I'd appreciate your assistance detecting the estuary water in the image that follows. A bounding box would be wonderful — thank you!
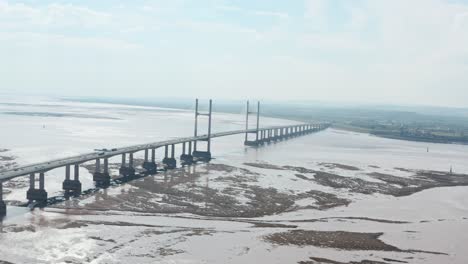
[0,96,467,264]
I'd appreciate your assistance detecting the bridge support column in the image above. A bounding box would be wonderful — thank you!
[27,172,48,203]
[163,145,177,169]
[0,181,6,216]
[63,164,82,194]
[120,153,136,177]
[143,149,157,174]
[93,158,111,185]
[193,99,213,160]
[257,130,263,145]
[244,100,262,147]
[181,142,194,165]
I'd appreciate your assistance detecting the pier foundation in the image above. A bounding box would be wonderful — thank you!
[119,166,135,177]
[142,161,157,174]
[244,141,259,146]
[0,181,5,216]
[192,150,212,161]
[0,201,5,216]
[63,179,82,193]
[93,172,111,185]
[180,154,194,164]
[163,157,177,169]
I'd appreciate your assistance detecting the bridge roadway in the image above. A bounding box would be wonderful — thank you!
[0,124,320,182]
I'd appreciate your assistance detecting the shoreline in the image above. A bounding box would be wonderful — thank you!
[332,125,468,146]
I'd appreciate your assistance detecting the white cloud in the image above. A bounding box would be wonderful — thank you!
[0,31,141,51]
[304,0,327,18]
[0,1,112,30]
[252,10,289,19]
[217,4,289,20]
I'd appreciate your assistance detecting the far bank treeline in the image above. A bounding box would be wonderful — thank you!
[66,97,468,145]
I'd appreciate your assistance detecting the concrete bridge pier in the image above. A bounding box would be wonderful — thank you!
[265,129,271,143]
[181,141,194,165]
[163,145,177,169]
[258,130,264,145]
[0,181,6,216]
[63,164,82,194]
[143,148,157,174]
[120,153,136,177]
[93,158,111,185]
[27,172,48,203]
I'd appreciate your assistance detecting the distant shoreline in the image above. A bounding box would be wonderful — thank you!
[334,124,468,146]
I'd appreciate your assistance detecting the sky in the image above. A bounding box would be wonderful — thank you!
[1,0,468,107]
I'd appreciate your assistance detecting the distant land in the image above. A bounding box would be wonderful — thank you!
[64,97,468,145]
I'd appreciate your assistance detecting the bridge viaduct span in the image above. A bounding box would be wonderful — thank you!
[0,100,329,216]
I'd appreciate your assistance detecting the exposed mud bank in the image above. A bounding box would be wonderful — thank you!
[244,162,468,197]
[299,257,391,264]
[63,163,350,218]
[265,230,447,254]
[265,230,400,251]
[319,163,360,171]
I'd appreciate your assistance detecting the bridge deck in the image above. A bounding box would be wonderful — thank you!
[0,124,318,181]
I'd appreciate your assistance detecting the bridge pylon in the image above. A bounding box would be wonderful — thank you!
[192,99,213,161]
[244,100,261,146]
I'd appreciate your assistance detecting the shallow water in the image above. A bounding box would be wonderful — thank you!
[1,96,467,264]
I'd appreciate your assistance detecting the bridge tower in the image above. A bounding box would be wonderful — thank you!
[244,101,261,146]
[192,99,213,161]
